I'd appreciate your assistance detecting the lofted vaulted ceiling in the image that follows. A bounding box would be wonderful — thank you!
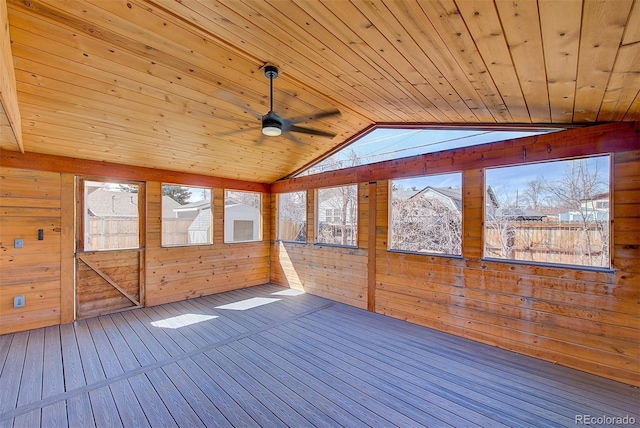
[1,0,639,183]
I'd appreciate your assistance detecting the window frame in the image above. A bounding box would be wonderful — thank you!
[315,184,359,248]
[277,191,307,243]
[388,172,463,257]
[161,183,213,248]
[77,177,144,252]
[482,155,613,271]
[223,189,263,243]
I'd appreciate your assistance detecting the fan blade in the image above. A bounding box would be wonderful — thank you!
[282,131,305,146]
[286,109,341,124]
[286,125,336,138]
[217,125,261,137]
[216,91,263,120]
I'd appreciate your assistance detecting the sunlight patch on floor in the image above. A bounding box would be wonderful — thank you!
[215,297,280,311]
[150,313,218,329]
[271,288,305,296]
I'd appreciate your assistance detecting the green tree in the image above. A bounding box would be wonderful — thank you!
[163,185,192,205]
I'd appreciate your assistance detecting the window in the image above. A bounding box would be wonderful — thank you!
[83,180,140,251]
[325,209,341,223]
[162,184,212,247]
[224,190,261,242]
[316,185,357,246]
[233,220,254,241]
[484,155,610,268]
[298,127,561,176]
[389,173,462,255]
[277,191,306,242]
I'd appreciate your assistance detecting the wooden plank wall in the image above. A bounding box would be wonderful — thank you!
[0,167,62,334]
[374,160,639,386]
[270,184,370,309]
[145,184,271,306]
[270,124,640,386]
[0,157,271,334]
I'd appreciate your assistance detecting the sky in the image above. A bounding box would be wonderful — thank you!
[304,127,561,175]
[303,127,610,204]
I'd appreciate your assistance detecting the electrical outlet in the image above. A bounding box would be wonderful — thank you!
[14,238,24,249]
[14,295,25,308]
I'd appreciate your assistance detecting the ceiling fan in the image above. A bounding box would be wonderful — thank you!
[220,65,340,143]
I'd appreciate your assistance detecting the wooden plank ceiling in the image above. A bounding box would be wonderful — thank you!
[2,0,639,183]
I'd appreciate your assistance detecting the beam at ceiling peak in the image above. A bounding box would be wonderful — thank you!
[0,0,23,152]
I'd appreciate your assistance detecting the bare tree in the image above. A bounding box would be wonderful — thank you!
[225,190,260,209]
[390,187,462,255]
[486,157,609,267]
[278,191,306,242]
[317,185,358,246]
[523,177,545,210]
[544,158,609,266]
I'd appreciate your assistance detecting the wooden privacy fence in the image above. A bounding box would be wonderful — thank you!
[88,217,195,248]
[485,221,609,266]
[87,217,139,250]
[161,218,194,246]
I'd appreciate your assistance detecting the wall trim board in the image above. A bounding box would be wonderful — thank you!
[272,122,639,193]
[0,0,23,152]
[0,149,271,193]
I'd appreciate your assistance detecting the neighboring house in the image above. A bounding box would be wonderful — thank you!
[483,186,546,221]
[87,188,139,217]
[161,196,182,218]
[396,185,499,210]
[559,192,609,222]
[316,192,357,225]
[172,199,210,219]
[224,203,261,242]
[494,207,546,221]
[173,199,211,244]
[393,186,463,214]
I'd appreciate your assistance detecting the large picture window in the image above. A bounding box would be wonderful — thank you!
[484,155,610,268]
[224,190,262,243]
[83,180,140,251]
[316,185,358,246]
[162,184,212,247]
[389,173,462,255]
[277,191,307,242]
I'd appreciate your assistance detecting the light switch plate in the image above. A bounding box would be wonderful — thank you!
[14,238,24,249]
[14,295,25,308]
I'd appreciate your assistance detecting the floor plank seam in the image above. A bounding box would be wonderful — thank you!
[0,301,335,422]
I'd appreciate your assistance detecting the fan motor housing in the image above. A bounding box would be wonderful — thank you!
[262,111,282,136]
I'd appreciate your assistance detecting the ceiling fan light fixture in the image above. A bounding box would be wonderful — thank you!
[262,125,282,136]
[262,110,282,136]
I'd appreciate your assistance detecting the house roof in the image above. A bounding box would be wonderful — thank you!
[173,199,211,212]
[87,188,139,217]
[495,207,546,221]
[162,196,182,218]
[2,1,639,183]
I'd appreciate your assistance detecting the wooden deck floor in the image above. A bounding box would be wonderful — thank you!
[1,283,638,427]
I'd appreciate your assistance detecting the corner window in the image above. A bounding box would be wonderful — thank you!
[278,191,307,242]
[82,180,140,251]
[224,190,262,242]
[316,185,358,246]
[389,173,462,255]
[484,155,610,268]
[162,184,212,247]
